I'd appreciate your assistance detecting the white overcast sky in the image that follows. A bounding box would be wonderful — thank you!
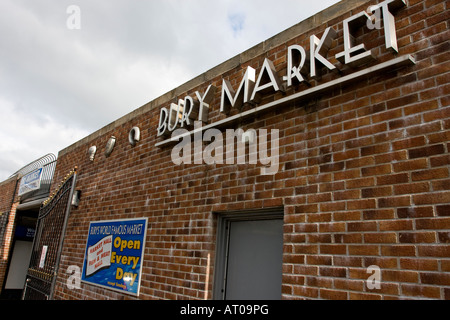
[0,0,340,181]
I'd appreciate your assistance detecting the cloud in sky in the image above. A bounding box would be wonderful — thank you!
[0,0,340,181]
[228,12,246,35]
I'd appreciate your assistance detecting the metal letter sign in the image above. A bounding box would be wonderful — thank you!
[155,0,409,146]
[81,218,148,296]
[18,167,43,196]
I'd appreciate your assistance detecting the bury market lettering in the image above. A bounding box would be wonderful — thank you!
[156,0,405,138]
[157,85,216,136]
[111,236,141,286]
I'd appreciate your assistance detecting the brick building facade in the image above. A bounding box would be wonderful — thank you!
[0,177,19,292]
[1,0,449,300]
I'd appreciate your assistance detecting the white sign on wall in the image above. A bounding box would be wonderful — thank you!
[18,167,44,196]
[39,245,48,269]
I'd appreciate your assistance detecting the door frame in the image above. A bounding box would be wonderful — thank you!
[213,207,284,300]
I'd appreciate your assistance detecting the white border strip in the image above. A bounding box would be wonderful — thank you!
[156,55,415,147]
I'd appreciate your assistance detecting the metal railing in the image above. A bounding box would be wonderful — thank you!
[10,153,57,203]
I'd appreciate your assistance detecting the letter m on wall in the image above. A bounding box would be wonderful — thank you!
[220,66,256,114]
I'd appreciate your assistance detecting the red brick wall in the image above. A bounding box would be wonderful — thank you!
[52,0,449,300]
[0,177,19,291]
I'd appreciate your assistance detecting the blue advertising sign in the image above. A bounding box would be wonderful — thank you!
[81,218,148,296]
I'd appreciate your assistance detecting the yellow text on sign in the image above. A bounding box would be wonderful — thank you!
[113,236,141,251]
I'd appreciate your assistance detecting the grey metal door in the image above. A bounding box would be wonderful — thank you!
[22,169,77,300]
[214,210,284,300]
